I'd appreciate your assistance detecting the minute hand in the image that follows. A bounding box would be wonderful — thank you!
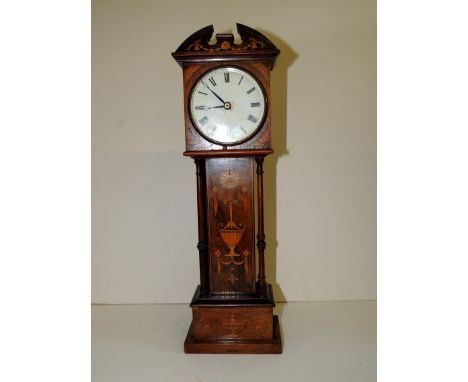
[203,82,226,104]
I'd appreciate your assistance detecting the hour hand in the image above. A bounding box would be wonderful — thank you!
[194,105,225,110]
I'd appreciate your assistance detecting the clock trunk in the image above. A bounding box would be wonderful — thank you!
[206,158,256,294]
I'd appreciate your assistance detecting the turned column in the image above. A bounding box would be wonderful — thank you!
[255,156,267,296]
[194,158,209,296]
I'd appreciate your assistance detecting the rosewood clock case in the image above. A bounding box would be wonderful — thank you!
[172,24,282,354]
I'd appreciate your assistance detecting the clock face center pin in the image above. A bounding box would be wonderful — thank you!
[224,101,232,110]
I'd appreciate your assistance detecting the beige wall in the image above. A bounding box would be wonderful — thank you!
[92,0,376,303]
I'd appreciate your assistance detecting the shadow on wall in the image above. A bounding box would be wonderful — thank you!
[257,27,298,303]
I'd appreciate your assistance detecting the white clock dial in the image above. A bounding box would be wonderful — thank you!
[189,67,267,145]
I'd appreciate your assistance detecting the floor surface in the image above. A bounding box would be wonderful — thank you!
[92,301,376,382]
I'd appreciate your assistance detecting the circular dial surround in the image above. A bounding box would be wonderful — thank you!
[189,67,267,145]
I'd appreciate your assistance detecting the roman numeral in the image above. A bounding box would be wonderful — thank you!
[251,102,260,107]
[199,116,208,126]
[247,87,255,94]
[240,126,247,133]
[198,91,207,95]
[224,72,230,82]
[195,106,206,110]
[247,115,258,123]
[238,76,244,86]
[209,77,216,86]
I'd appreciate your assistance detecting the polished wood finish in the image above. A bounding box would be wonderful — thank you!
[172,24,280,70]
[184,315,282,354]
[191,307,273,340]
[206,158,255,294]
[173,24,282,354]
[189,283,275,307]
[184,149,273,158]
[255,157,267,296]
[194,158,209,296]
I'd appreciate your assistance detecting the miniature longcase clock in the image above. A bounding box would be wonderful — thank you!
[172,23,281,354]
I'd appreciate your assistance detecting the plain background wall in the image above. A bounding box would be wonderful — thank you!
[92,0,376,303]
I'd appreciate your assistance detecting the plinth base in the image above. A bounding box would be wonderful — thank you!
[184,315,282,354]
